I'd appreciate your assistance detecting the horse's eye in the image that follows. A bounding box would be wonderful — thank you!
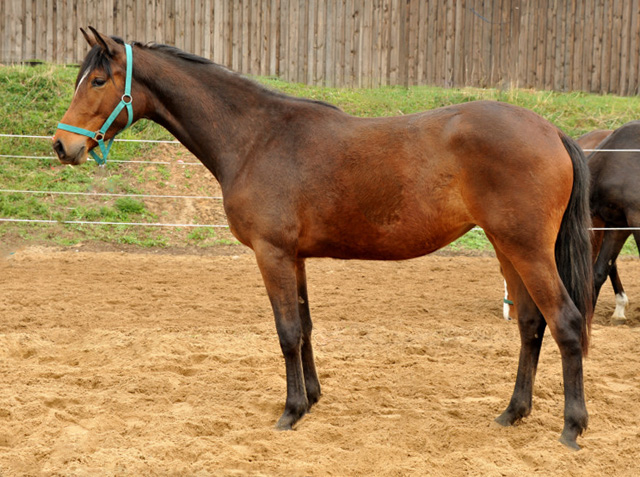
[91,78,107,87]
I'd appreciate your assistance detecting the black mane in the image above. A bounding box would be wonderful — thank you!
[80,35,339,111]
[140,42,340,111]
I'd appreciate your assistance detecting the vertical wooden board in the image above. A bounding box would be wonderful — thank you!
[544,0,557,89]
[175,0,186,50]
[279,0,289,80]
[299,0,308,83]
[241,0,250,74]
[0,0,4,63]
[552,0,565,91]
[250,0,260,75]
[471,0,483,87]
[461,0,474,85]
[452,0,465,87]
[289,0,299,82]
[611,0,623,94]
[258,0,268,76]
[203,0,212,59]
[524,0,535,88]
[22,0,33,61]
[336,0,345,86]
[581,0,594,92]
[270,0,279,77]
[360,0,372,87]
[6,0,18,63]
[192,0,203,57]
[630,0,640,94]
[74,0,87,61]
[495,0,510,88]
[601,0,613,93]
[127,0,137,42]
[381,0,392,85]
[36,0,47,61]
[506,0,521,88]
[387,0,397,85]
[325,0,335,86]
[445,0,456,87]
[372,0,383,87]
[156,0,165,43]
[481,0,492,87]
[350,0,362,88]
[143,0,153,44]
[415,0,427,85]
[569,0,581,92]
[59,0,68,63]
[617,0,630,94]
[534,0,547,90]
[165,0,176,46]
[307,0,316,84]
[405,0,417,87]
[212,0,223,63]
[343,0,352,87]
[232,0,241,71]
[315,0,326,84]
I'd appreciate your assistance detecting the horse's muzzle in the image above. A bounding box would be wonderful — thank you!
[52,138,86,165]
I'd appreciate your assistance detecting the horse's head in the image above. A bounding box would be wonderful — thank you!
[53,27,136,165]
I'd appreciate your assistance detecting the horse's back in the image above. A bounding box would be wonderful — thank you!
[589,121,640,224]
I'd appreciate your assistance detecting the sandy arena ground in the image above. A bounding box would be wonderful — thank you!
[0,246,639,476]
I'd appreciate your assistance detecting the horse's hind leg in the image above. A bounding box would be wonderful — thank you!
[296,259,321,406]
[593,229,629,317]
[254,242,309,429]
[608,263,629,321]
[494,252,546,426]
[491,238,588,449]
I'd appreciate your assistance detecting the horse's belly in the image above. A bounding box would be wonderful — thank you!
[299,219,473,260]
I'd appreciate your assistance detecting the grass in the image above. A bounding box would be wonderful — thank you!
[1,63,640,253]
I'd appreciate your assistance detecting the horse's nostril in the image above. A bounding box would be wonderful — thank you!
[53,139,66,159]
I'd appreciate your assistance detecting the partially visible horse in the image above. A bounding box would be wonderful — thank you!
[576,129,613,151]
[52,28,594,449]
[588,122,640,321]
[504,127,638,323]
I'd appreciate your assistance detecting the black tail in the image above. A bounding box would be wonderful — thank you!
[557,133,594,356]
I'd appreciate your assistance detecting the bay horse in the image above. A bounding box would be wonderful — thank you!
[52,28,594,449]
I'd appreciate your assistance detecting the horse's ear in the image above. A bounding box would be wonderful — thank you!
[80,28,96,47]
[87,26,120,57]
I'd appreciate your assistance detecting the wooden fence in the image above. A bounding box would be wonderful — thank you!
[1,0,640,95]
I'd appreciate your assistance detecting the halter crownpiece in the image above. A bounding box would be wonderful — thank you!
[57,43,134,166]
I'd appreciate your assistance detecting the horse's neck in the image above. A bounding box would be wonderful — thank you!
[137,52,274,188]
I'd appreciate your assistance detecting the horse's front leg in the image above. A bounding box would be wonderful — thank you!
[296,259,321,407]
[255,243,309,429]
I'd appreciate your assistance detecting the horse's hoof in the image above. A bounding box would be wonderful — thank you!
[559,434,581,451]
[494,411,515,427]
[275,407,306,430]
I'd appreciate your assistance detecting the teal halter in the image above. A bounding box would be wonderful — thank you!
[57,43,134,166]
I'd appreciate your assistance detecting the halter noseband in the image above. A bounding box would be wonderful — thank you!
[57,43,134,166]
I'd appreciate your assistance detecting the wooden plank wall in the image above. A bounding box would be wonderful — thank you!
[1,0,640,95]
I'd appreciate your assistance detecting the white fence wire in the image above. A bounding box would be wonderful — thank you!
[1,133,640,231]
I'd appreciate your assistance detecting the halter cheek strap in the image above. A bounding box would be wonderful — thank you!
[57,43,134,166]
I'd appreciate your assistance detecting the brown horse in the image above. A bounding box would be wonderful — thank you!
[52,28,593,449]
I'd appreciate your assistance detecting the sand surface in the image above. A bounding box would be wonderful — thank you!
[1,247,639,476]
